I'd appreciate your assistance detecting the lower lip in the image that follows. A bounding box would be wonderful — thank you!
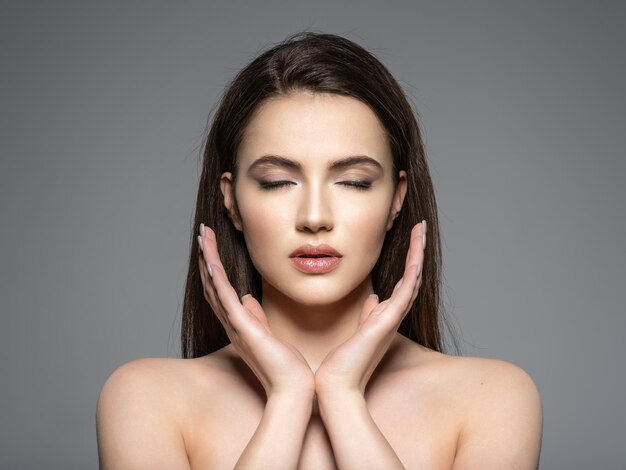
[290,256,342,274]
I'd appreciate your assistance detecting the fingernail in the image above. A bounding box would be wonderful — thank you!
[197,235,203,252]
[206,263,213,277]
[422,220,427,249]
[417,263,422,277]
[200,223,205,236]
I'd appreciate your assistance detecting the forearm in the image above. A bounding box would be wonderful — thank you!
[317,390,405,470]
[234,391,314,470]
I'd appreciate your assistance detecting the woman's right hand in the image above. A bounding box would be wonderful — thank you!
[197,223,315,399]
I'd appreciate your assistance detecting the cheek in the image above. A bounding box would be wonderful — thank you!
[339,195,391,236]
[240,203,283,239]
[337,197,392,274]
[236,195,290,267]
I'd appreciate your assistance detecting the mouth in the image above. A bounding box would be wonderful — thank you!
[289,244,343,274]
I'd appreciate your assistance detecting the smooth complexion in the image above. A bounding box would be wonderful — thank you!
[219,90,408,373]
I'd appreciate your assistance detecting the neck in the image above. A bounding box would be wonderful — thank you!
[260,277,375,373]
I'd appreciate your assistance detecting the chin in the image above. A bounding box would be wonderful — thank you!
[289,291,345,307]
[264,273,367,307]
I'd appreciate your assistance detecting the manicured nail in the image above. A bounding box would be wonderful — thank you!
[422,220,427,249]
[197,235,203,252]
[206,263,213,277]
[417,263,422,277]
[200,223,205,236]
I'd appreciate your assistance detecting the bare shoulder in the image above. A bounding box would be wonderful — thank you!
[440,354,542,399]
[392,337,542,468]
[96,358,190,468]
[97,357,199,416]
[96,356,214,469]
[440,354,544,469]
[396,341,539,401]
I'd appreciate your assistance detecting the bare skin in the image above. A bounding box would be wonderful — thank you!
[96,92,543,468]
[96,218,541,468]
[99,333,541,469]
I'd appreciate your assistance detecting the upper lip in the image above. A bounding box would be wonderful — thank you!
[289,244,343,258]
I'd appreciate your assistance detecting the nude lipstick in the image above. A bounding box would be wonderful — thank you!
[289,244,343,274]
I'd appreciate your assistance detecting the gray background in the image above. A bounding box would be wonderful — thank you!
[1,1,624,468]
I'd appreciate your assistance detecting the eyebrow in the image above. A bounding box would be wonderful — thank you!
[247,154,384,174]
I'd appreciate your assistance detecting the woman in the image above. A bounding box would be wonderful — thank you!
[97,32,543,469]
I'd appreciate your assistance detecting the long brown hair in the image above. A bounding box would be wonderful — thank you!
[181,31,460,358]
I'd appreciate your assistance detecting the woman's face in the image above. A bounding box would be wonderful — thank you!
[220,91,407,305]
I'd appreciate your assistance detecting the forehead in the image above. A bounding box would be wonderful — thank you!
[237,92,392,169]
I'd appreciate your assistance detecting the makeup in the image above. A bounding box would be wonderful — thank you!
[290,256,342,274]
[289,243,343,274]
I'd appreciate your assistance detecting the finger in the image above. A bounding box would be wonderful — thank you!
[200,225,227,272]
[369,270,417,338]
[409,263,423,308]
[408,223,426,302]
[398,263,421,312]
[404,223,422,269]
[198,256,238,339]
[198,226,244,333]
[381,261,421,324]
[404,222,425,270]
[209,263,259,335]
[382,224,423,312]
[198,252,218,307]
[401,222,425,291]
[197,235,224,316]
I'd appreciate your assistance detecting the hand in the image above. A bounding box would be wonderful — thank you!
[197,224,315,398]
[314,221,427,397]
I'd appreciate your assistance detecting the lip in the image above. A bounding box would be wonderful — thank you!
[290,256,342,274]
[289,244,343,274]
[289,244,343,258]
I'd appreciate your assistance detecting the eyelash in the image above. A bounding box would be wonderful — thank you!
[259,180,372,191]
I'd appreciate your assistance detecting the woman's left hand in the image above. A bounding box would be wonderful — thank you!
[314,221,427,397]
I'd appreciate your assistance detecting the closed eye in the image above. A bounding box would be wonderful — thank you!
[258,180,373,191]
[258,180,295,191]
[340,180,372,190]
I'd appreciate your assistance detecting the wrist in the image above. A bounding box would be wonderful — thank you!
[315,387,364,407]
[315,377,364,399]
[269,373,315,399]
[268,387,316,406]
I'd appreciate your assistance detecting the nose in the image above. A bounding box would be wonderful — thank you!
[296,180,334,233]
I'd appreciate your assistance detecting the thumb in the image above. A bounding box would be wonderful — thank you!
[241,294,271,331]
[359,294,380,325]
